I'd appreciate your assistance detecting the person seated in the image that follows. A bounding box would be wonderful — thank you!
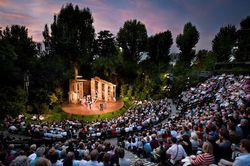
[190,141,215,166]
[166,137,187,165]
[218,139,250,166]
[118,148,131,166]
[215,128,232,162]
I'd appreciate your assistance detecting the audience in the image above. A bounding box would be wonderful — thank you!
[0,74,249,166]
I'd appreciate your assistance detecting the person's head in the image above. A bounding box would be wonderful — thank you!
[103,153,110,163]
[171,137,177,144]
[240,119,248,126]
[202,141,213,155]
[60,149,67,159]
[34,158,50,166]
[90,149,99,161]
[10,156,28,166]
[30,144,37,152]
[67,151,75,160]
[118,148,125,159]
[47,148,58,164]
[79,142,84,149]
[36,147,45,157]
[227,122,235,131]
[219,128,229,140]
[134,159,144,166]
[240,139,250,153]
[9,144,15,150]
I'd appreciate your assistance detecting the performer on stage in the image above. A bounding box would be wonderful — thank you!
[100,103,103,111]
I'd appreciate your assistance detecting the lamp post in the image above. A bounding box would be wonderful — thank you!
[24,71,29,96]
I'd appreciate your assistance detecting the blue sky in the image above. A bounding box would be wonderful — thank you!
[0,0,249,52]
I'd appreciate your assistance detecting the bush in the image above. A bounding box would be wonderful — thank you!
[0,86,27,118]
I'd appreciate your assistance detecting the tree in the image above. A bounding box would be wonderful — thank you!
[235,16,250,61]
[117,19,148,63]
[194,50,216,71]
[42,24,51,55]
[0,40,18,86]
[50,3,95,78]
[1,25,37,72]
[176,22,199,66]
[148,31,173,65]
[0,25,37,117]
[96,30,117,58]
[92,30,119,80]
[212,25,237,62]
[0,87,27,117]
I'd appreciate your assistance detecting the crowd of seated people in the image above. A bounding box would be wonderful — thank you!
[0,139,136,166]
[3,98,171,140]
[119,74,250,166]
[1,74,250,166]
[0,98,171,165]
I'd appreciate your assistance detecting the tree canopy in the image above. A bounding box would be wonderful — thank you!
[176,22,199,66]
[117,19,148,63]
[50,3,95,74]
[148,31,173,65]
[212,25,237,62]
[92,30,120,81]
[235,16,250,61]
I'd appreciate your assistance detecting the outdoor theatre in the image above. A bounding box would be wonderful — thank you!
[69,76,116,104]
[64,73,123,116]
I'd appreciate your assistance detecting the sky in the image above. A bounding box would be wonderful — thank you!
[0,0,250,52]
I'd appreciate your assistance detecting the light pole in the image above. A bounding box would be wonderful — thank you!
[24,71,29,96]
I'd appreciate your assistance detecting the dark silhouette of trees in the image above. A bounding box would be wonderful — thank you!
[212,25,237,62]
[117,19,148,63]
[235,16,250,61]
[50,3,95,78]
[148,31,173,68]
[176,22,199,66]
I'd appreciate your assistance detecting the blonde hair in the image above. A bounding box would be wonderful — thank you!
[202,141,213,155]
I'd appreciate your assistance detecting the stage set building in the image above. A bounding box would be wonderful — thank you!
[69,76,116,104]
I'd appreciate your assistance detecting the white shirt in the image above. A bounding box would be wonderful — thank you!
[167,144,187,164]
[28,153,37,161]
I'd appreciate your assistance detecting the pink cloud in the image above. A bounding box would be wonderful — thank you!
[0,0,211,51]
[0,10,32,20]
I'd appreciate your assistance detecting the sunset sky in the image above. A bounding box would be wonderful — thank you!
[0,0,249,52]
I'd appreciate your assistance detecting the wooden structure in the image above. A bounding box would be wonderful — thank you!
[69,76,116,104]
[90,77,116,102]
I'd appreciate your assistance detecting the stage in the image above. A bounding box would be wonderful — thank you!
[62,100,124,115]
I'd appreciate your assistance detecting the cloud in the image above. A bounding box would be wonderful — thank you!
[0,10,33,21]
[1,0,249,51]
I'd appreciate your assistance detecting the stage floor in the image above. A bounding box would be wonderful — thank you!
[62,100,124,115]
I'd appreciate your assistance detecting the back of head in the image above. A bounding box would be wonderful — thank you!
[9,144,15,150]
[202,141,213,155]
[171,137,177,144]
[34,158,50,166]
[219,128,229,140]
[118,148,125,159]
[103,153,110,163]
[90,149,99,161]
[134,159,144,166]
[67,151,75,160]
[47,148,58,164]
[10,155,28,166]
[36,147,45,157]
[60,149,67,159]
